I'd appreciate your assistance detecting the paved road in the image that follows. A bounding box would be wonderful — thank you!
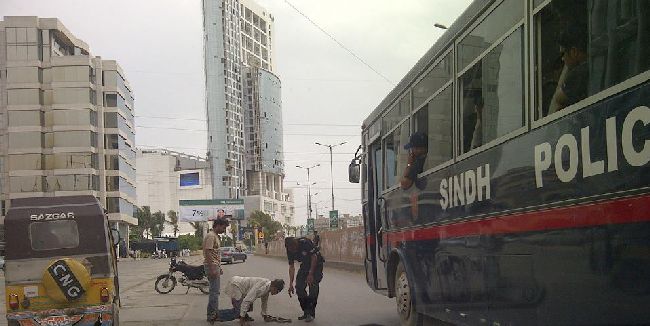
[0,255,403,325]
[119,254,401,326]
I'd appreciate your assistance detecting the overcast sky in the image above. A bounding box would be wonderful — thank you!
[1,0,472,226]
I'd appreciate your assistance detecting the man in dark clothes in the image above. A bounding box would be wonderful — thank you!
[548,27,589,114]
[285,237,324,322]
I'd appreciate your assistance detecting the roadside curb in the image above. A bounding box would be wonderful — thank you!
[253,254,364,274]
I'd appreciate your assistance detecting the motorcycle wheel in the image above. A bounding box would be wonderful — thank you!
[155,275,176,294]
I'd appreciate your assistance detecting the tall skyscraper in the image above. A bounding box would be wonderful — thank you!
[203,0,246,199]
[0,16,137,238]
[203,0,294,224]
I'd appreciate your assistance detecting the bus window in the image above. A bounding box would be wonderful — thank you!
[460,27,524,154]
[457,0,524,72]
[383,120,409,189]
[414,86,453,171]
[382,104,400,133]
[413,53,452,109]
[536,0,650,119]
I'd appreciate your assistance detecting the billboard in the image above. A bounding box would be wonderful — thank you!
[329,210,339,229]
[179,199,245,222]
[179,172,200,187]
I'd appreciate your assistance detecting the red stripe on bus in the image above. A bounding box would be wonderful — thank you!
[385,194,650,245]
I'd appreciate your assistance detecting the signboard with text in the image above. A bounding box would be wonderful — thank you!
[307,218,315,232]
[179,199,245,222]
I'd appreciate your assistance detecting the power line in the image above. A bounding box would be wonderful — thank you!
[135,124,359,137]
[135,114,359,127]
[283,0,395,86]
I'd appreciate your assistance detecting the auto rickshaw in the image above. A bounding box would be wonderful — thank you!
[4,196,121,325]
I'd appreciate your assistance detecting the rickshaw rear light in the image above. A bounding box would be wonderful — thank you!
[9,294,19,310]
[100,287,110,303]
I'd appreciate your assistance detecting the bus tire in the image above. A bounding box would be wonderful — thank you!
[395,261,423,326]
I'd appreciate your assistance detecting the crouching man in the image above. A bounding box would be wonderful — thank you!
[224,276,285,325]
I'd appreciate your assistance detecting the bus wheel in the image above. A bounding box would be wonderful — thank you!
[395,261,422,326]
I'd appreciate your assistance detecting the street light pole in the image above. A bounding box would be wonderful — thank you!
[296,164,320,219]
[315,141,347,211]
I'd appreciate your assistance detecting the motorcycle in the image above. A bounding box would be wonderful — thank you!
[155,257,210,294]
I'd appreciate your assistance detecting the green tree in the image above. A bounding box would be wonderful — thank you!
[178,234,202,251]
[135,206,153,239]
[167,210,179,237]
[249,210,282,240]
[151,211,166,237]
[190,222,204,238]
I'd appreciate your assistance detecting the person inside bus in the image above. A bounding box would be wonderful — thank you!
[469,97,484,150]
[399,132,428,227]
[547,27,589,115]
[400,131,428,191]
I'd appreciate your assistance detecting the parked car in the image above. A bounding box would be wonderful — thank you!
[220,247,247,264]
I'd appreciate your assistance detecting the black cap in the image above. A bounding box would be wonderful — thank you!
[404,132,428,150]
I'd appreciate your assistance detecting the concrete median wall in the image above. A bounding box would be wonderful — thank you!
[256,226,365,265]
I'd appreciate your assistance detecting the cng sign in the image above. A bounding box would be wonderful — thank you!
[43,259,90,302]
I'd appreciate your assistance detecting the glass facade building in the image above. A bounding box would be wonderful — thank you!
[0,17,137,239]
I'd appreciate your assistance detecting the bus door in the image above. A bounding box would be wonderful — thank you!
[369,141,388,290]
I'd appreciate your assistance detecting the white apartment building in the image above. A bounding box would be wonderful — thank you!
[0,16,137,239]
[136,149,213,236]
[239,0,274,72]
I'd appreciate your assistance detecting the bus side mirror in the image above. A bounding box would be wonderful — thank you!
[110,228,121,247]
[349,160,360,183]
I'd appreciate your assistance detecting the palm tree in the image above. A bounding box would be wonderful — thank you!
[167,210,179,237]
[136,206,153,239]
[190,222,204,238]
[151,211,166,237]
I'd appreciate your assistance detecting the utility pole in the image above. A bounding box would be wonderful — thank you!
[315,141,347,211]
[296,164,320,219]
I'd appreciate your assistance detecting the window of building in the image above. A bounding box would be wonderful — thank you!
[6,66,40,83]
[460,27,524,154]
[535,0,650,119]
[105,134,119,150]
[7,88,41,105]
[8,110,43,126]
[414,86,453,170]
[45,153,98,169]
[105,93,118,107]
[104,112,118,128]
[52,88,92,105]
[8,154,43,170]
[10,176,45,192]
[51,131,96,148]
[8,131,43,148]
[52,66,91,82]
[45,174,98,192]
[45,109,94,126]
